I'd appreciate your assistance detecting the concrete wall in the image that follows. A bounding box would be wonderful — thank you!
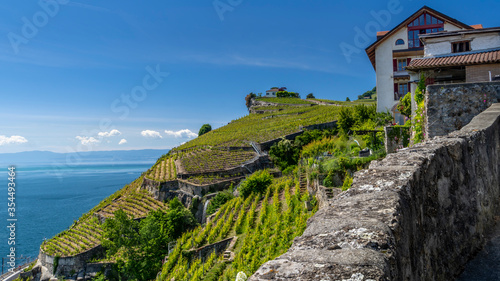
[426,82,500,138]
[466,64,500,83]
[250,103,500,280]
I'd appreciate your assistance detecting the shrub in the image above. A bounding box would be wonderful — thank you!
[306,93,315,99]
[198,124,212,136]
[239,170,273,198]
[206,191,234,215]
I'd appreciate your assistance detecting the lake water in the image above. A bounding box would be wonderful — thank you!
[0,150,163,270]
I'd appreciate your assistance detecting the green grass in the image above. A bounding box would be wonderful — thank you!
[255,97,315,105]
[174,105,339,150]
[157,176,316,281]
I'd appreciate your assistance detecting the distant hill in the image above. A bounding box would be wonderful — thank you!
[0,149,169,165]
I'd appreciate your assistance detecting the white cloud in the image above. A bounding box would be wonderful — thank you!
[164,129,198,139]
[0,135,28,146]
[118,139,127,145]
[141,130,162,138]
[76,136,100,145]
[98,129,121,137]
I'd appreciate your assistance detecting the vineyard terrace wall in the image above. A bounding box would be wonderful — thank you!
[37,244,104,278]
[250,103,500,280]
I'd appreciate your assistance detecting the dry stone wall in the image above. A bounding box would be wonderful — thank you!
[426,81,500,138]
[250,103,500,281]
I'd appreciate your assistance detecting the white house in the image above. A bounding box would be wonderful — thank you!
[264,88,279,98]
[406,27,500,84]
[365,6,481,123]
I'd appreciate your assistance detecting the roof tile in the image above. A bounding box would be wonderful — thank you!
[406,49,500,70]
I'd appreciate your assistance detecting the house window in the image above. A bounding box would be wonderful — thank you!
[397,59,407,71]
[407,12,444,48]
[395,39,405,45]
[394,83,409,100]
[452,41,471,53]
[398,83,408,97]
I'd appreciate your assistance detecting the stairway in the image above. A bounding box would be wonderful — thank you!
[299,173,307,194]
[223,250,234,261]
[324,187,334,199]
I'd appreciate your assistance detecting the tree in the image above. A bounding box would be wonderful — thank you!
[338,107,355,134]
[269,138,300,171]
[198,124,212,136]
[245,92,256,108]
[239,170,273,198]
[102,198,197,280]
[346,97,351,102]
[306,93,315,99]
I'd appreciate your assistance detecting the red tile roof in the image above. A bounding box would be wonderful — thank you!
[471,24,483,29]
[377,31,389,37]
[406,49,500,70]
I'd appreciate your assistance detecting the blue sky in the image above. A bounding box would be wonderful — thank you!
[0,0,498,153]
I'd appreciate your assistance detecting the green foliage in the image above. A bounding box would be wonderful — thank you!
[398,92,412,118]
[158,176,317,281]
[239,170,273,198]
[276,91,300,98]
[175,105,338,150]
[346,97,350,102]
[198,124,212,136]
[358,86,376,100]
[254,97,313,105]
[53,256,60,274]
[245,93,256,108]
[269,138,299,171]
[341,172,353,191]
[306,93,315,99]
[102,198,197,280]
[207,191,235,215]
[412,73,427,144]
[337,107,355,134]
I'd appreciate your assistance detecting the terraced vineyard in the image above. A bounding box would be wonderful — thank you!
[42,216,103,257]
[146,156,177,181]
[41,177,169,257]
[175,105,339,150]
[96,191,169,219]
[180,149,256,174]
[157,176,317,281]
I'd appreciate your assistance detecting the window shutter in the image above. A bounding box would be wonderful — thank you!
[407,83,411,94]
[407,58,411,68]
[393,59,397,71]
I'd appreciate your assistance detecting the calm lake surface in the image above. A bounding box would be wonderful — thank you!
[0,150,164,268]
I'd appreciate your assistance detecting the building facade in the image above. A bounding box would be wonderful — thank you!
[365,6,479,123]
[406,27,500,83]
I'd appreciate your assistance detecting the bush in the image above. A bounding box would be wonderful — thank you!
[397,92,411,118]
[198,124,212,136]
[337,107,355,134]
[206,191,234,215]
[239,170,273,198]
[306,93,315,99]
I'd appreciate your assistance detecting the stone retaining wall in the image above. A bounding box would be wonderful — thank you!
[250,103,500,280]
[38,245,104,277]
[426,81,500,138]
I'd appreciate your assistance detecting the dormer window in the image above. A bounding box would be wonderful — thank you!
[452,41,471,53]
[395,39,405,45]
[407,12,444,48]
